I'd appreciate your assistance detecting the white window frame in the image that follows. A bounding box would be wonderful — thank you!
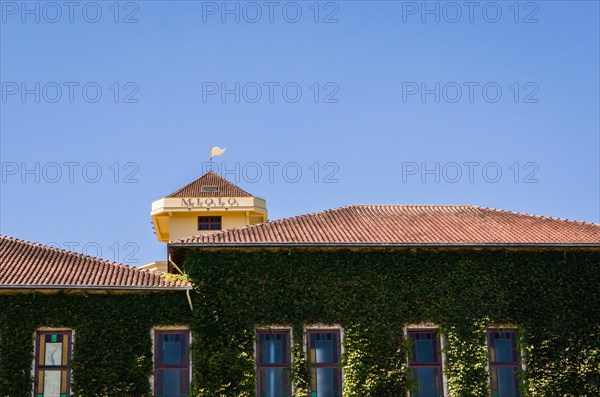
[403,323,448,397]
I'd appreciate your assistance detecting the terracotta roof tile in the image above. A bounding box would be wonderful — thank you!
[167,171,253,198]
[0,235,191,289]
[175,205,600,246]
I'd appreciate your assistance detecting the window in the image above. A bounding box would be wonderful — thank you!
[307,329,342,397]
[407,329,444,397]
[487,329,521,397]
[200,185,220,193]
[34,330,72,397]
[198,216,222,231]
[154,330,190,397]
[256,329,292,397]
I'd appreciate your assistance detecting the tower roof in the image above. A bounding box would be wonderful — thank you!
[166,171,253,198]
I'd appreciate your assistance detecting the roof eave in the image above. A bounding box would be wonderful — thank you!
[170,242,600,248]
[0,285,192,291]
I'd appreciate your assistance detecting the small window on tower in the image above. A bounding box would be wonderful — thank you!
[200,185,220,193]
[198,216,222,231]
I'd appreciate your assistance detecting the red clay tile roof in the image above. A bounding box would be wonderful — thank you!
[0,235,191,289]
[174,205,600,246]
[167,171,253,198]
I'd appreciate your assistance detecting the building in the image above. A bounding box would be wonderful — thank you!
[1,171,599,397]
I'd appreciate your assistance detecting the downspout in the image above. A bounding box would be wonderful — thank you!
[168,252,184,275]
[167,250,193,311]
[186,289,194,312]
[170,259,185,275]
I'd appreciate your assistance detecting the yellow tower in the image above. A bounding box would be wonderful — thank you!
[140,171,267,272]
[151,171,267,242]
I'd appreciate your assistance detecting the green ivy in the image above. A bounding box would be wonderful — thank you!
[162,272,192,284]
[185,248,600,397]
[0,292,190,397]
[1,249,598,397]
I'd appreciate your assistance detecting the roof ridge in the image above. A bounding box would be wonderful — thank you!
[0,234,137,271]
[341,204,478,209]
[343,205,599,226]
[474,206,600,227]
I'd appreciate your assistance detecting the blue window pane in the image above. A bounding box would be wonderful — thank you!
[314,333,337,364]
[316,368,339,397]
[495,339,513,363]
[415,340,434,363]
[409,332,438,364]
[260,368,288,397]
[413,367,441,397]
[495,367,520,397]
[316,341,334,363]
[264,339,283,364]
[163,341,182,365]
[489,331,518,364]
[159,369,181,397]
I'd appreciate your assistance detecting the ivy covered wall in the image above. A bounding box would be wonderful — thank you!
[0,292,191,397]
[1,248,598,397]
[185,248,600,397]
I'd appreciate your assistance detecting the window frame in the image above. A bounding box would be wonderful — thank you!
[197,215,222,231]
[305,326,343,397]
[405,326,446,397]
[153,328,191,397]
[485,327,522,397]
[255,328,293,397]
[33,329,73,397]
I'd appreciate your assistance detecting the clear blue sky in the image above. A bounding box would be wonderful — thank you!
[1,0,599,265]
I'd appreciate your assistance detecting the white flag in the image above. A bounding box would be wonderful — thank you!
[210,146,226,160]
